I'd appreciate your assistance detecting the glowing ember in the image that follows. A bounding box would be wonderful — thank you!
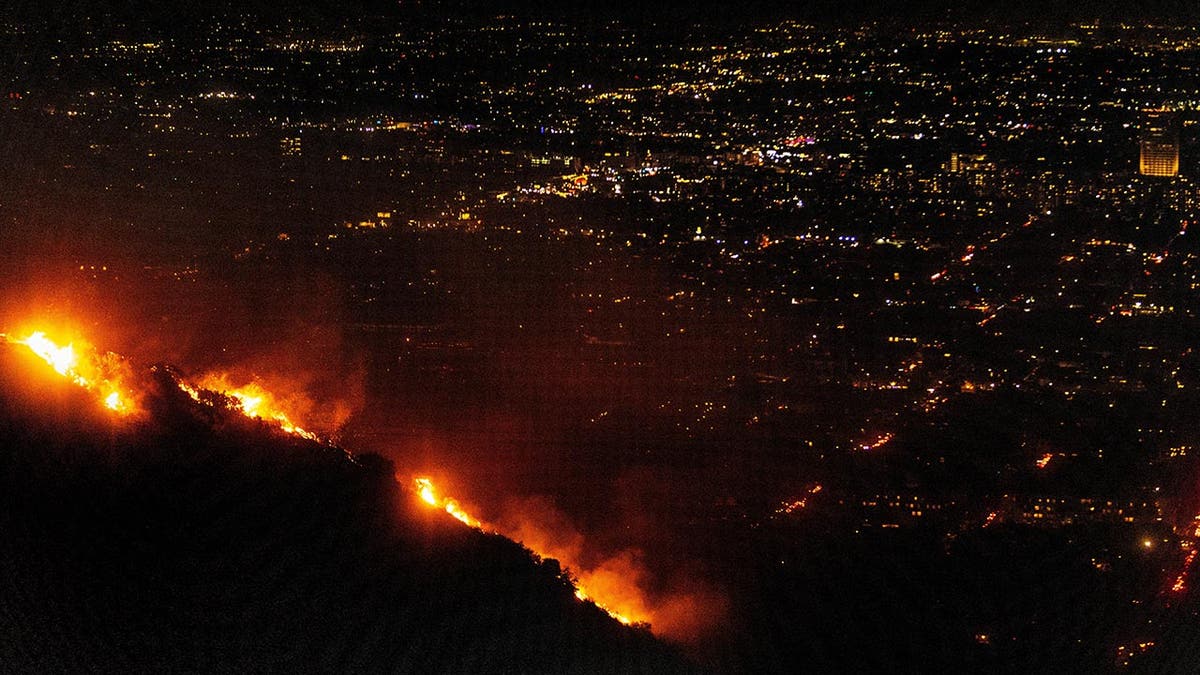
[5,331,138,416]
[1167,515,1200,595]
[859,432,894,452]
[775,484,824,516]
[1035,453,1053,469]
[1171,549,1197,593]
[178,381,203,402]
[411,476,642,627]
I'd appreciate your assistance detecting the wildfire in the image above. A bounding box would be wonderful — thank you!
[411,476,641,627]
[1,325,653,633]
[20,332,76,376]
[4,331,136,415]
[413,477,482,529]
[574,587,634,625]
[189,374,318,441]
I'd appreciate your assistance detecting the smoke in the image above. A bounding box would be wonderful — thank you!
[192,362,364,438]
[154,272,369,439]
[493,493,727,645]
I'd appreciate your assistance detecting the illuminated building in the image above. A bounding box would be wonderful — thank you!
[280,136,302,158]
[947,152,988,173]
[1139,109,1180,178]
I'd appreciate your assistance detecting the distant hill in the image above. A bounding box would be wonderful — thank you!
[0,344,695,673]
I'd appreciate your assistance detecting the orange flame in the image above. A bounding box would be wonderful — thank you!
[189,374,318,441]
[411,476,641,626]
[20,332,77,376]
[574,586,634,625]
[413,477,482,529]
[4,331,136,415]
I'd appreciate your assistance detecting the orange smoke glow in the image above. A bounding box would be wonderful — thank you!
[410,477,658,628]
[191,374,319,441]
[4,331,137,415]
[494,495,725,641]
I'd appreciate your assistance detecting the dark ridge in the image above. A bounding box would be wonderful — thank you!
[0,345,697,673]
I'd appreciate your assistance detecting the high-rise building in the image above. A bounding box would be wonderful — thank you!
[280,136,302,158]
[946,152,991,173]
[1140,109,1180,178]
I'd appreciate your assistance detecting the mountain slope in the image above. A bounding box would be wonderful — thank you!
[0,345,696,673]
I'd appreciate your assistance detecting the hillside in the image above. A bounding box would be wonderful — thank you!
[0,344,696,673]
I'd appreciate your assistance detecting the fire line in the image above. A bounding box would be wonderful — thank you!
[410,476,640,627]
[3,327,645,631]
[4,331,134,415]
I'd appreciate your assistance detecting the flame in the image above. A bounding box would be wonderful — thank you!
[413,477,481,528]
[190,374,318,441]
[574,587,633,625]
[5,331,137,415]
[416,477,438,506]
[411,476,642,626]
[20,332,77,376]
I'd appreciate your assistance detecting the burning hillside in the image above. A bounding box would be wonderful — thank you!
[2,331,139,415]
[411,476,645,625]
[0,329,696,672]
